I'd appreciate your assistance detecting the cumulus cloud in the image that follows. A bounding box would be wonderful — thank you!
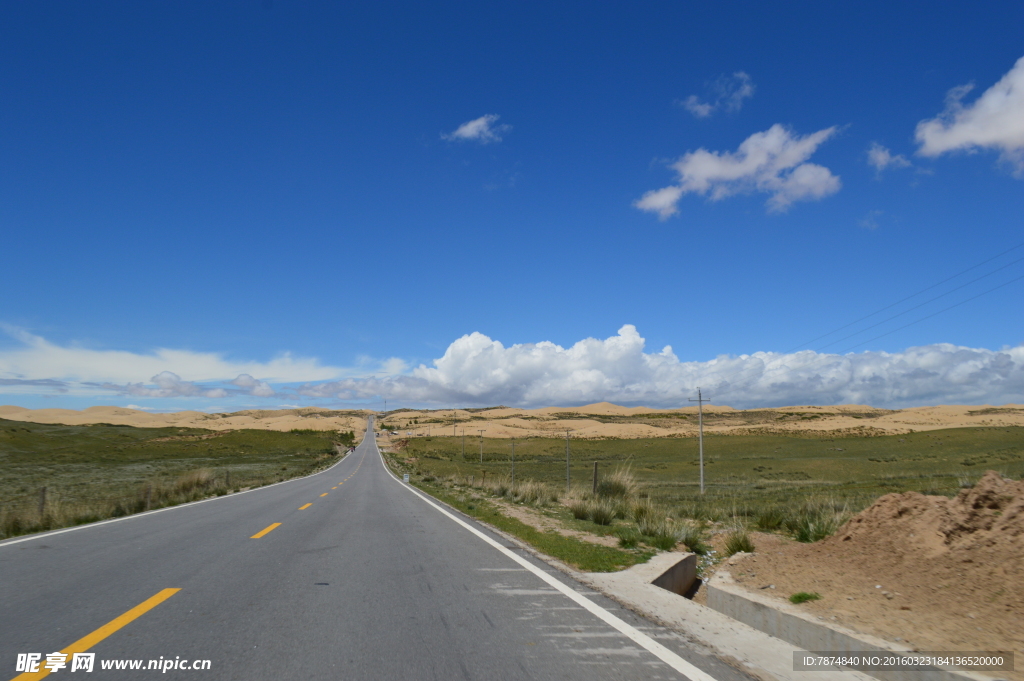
[0,324,342,386]
[916,55,1024,174]
[442,114,511,144]
[297,325,1024,410]
[681,72,755,118]
[230,373,276,397]
[635,124,841,218]
[867,142,911,174]
[0,325,409,402]
[104,371,229,399]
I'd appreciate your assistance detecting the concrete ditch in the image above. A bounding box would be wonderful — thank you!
[705,566,1001,681]
[581,553,879,681]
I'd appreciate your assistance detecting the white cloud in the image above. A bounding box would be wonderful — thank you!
[6,325,1022,410]
[635,124,841,218]
[681,72,755,118]
[0,325,409,402]
[297,325,1024,410]
[105,371,229,399]
[867,142,911,174]
[681,96,715,118]
[859,209,883,230]
[0,325,342,386]
[442,114,511,144]
[230,373,276,397]
[916,55,1024,174]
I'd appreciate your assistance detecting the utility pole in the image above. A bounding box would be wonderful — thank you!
[689,387,710,494]
[461,429,465,459]
[453,410,457,437]
[511,437,515,485]
[478,429,485,463]
[565,429,572,491]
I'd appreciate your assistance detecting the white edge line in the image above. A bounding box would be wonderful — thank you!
[370,427,719,681]
[0,443,355,549]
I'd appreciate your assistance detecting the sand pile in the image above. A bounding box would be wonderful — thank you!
[728,471,1024,670]
[834,469,1024,558]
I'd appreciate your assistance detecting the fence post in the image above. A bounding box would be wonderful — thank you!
[592,462,598,495]
[145,484,153,511]
[226,470,231,488]
[38,486,47,518]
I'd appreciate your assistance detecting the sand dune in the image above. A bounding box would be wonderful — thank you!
[3,402,1021,439]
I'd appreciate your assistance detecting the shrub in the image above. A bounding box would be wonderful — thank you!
[568,499,591,520]
[631,499,656,525]
[676,521,711,555]
[615,527,641,548]
[786,497,850,542]
[596,465,636,499]
[754,506,785,531]
[636,514,664,538]
[647,533,677,551]
[789,592,821,604]
[724,529,755,556]
[589,501,615,526]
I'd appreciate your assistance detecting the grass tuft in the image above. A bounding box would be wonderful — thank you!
[724,529,755,556]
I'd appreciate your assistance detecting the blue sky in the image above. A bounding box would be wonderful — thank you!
[1,1,1022,411]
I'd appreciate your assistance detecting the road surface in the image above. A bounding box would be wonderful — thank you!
[1,418,753,681]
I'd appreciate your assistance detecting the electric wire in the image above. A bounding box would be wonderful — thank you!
[836,272,1024,355]
[814,254,1024,352]
[781,240,1024,354]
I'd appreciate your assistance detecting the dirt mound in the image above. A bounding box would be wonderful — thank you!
[727,471,1024,675]
[833,470,1024,558]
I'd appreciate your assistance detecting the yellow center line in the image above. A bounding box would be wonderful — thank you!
[332,486,337,489]
[251,522,281,538]
[298,503,312,510]
[319,492,328,497]
[10,588,180,681]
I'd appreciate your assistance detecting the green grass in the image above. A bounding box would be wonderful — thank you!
[725,529,755,555]
[0,417,355,539]
[393,426,1024,527]
[789,592,822,604]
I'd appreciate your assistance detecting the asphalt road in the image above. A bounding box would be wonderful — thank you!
[1,419,754,681]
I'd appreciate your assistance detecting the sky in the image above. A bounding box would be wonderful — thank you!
[1,1,1023,412]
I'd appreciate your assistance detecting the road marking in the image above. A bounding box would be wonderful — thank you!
[298,503,312,510]
[332,486,337,489]
[10,588,180,680]
[251,523,281,538]
[373,442,717,681]
[320,493,329,497]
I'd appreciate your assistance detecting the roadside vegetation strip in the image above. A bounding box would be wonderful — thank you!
[414,479,653,572]
[378,447,652,572]
[0,418,355,540]
[11,588,180,681]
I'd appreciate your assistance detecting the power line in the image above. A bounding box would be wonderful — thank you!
[815,254,1024,352]
[689,241,1024,395]
[783,240,1024,354]
[837,272,1024,354]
